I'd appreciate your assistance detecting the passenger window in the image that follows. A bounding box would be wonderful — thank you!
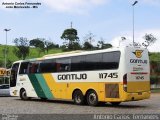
[102,51,120,69]
[39,59,56,73]
[85,53,103,70]
[56,58,71,72]
[71,56,85,71]
[28,62,39,73]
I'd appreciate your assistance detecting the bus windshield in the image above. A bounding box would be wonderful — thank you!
[10,63,19,87]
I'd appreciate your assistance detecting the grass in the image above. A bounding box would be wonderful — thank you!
[0,45,62,65]
[0,45,18,62]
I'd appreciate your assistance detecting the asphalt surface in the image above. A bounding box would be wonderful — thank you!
[0,93,159,115]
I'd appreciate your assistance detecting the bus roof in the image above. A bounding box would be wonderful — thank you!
[12,46,148,63]
[43,50,85,57]
[43,47,121,59]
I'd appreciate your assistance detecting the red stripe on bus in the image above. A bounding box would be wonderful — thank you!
[130,72,148,75]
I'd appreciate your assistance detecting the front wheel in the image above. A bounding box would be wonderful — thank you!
[86,90,98,106]
[20,89,29,100]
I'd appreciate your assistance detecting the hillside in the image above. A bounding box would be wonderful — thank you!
[0,45,62,67]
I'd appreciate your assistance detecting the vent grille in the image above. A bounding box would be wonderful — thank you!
[105,84,119,98]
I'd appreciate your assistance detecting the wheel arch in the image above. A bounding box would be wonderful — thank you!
[19,87,26,93]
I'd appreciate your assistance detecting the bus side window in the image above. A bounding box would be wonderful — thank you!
[56,58,71,72]
[28,62,39,74]
[71,55,85,71]
[39,59,56,73]
[102,52,120,69]
[56,63,61,72]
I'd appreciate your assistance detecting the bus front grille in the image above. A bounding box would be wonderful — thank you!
[105,84,119,98]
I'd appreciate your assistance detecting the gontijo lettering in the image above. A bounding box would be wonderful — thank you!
[58,74,87,80]
[130,59,147,64]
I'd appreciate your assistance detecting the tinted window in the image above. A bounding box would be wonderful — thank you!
[0,77,9,84]
[102,51,120,69]
[39,59,56,73]
[28,62,39,73]
[70,51,120,71]
[85,53,103,70]
[10,63,19,87]
[0,77,5,84]
[0,84,9,89]
[19,62,29,74]
[56,58,71,72]
[71,56,85,71]
[4,77,9,84]
[22,51,120,73]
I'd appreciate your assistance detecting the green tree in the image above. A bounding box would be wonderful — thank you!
[61,28,79,50]
[30,38,45,56]
[83,41,93,50]
[44,40,59,53]
[83,32,96,50]
[13,37,30,60]
[44,40,52,53]
[97,40,112,49]
[84,32,95,45]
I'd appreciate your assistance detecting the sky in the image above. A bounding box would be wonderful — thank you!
[0,0,160,52]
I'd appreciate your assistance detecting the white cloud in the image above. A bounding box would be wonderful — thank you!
[110,29,160,52]
[40,0,107,14]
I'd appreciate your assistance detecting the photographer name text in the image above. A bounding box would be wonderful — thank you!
[2,2,41,9]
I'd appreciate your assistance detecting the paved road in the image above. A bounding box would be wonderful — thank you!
[0,94,159,114]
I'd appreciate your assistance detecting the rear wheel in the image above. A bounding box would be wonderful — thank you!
[110,102,121,106]
[20,89,29,100]
[73,90,85,105]
[86,90,98,106]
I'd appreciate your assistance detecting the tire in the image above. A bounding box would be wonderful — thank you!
[20,89,29,100]
[73,90,85,105]
[110,102,121,106]
[86,90,98,106]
